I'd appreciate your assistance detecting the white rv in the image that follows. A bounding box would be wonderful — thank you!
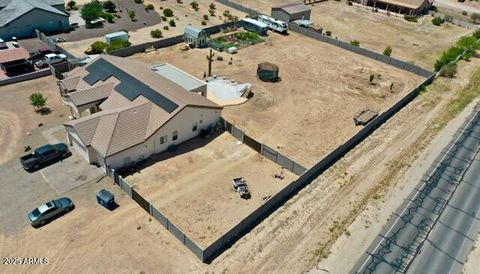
[257,15,288,34]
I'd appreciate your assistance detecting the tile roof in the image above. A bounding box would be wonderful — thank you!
[0,0,67,27]
[375,0,429,9]
[66,82,114,106]
[63,55,221,157]
[0,47,29,63]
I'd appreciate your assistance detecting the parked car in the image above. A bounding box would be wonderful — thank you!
[28,48,60,62]
[232,177,251,199]
[34,53,67,68]
[20,143,70,170]
[55,37,66,43]
[28,198,75,227]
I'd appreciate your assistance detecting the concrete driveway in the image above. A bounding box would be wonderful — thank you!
[0,136,104,236]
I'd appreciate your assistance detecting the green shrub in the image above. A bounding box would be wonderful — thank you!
[169,19,176,27]
[462,11,468,16]
[163,8,174,17]
[432,16,444,26]
[201,20,207,25]
[128,10,136,21]
[163,25,169,30]
[63,27,71,33]
[209,3,216,10]
[325,30,331,36]
[383,45,392,56]
[81,0,103,26]
[103,12,114,23]
[147,4,154,10]
[91,41,108,53]
[107,40,131,52]
[347,1,353,5]
[191,1,199,10]
[203,14,209,20]
[150,29,163,38]
[471,13,480,24]
[350,40,360,47]
[134,0,143,3]
[103,1,116,12]
[404,15,417,22]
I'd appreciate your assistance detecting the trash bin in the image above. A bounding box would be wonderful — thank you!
[96,189,115,210]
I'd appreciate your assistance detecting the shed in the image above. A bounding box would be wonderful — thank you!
[184,25,208,48]
[257,62,279,82]
[105,31,129,45]
[271,3,312,23]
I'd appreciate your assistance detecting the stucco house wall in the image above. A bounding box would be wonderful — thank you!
[104,106,221,169]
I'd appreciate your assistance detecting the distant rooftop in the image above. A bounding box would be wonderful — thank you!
[272,3,311,14]
[151,63,206,92]
[184,25,206,38]
[0,0,67,27]
[0,47,29,63]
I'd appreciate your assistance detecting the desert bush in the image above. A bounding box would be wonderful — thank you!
[163,8,174,17]
[432,16,444,26]
[150,29,163,38]
[90,41,108,53]
[383,45,392,56]
[350,40,360,46]
[169,19,176,27]
[440,63,457,78]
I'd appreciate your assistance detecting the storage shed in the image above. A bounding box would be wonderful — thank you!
[271,3,312,23]
[184,25,208,48]
[257,62,279,82]
[105,31,129,45]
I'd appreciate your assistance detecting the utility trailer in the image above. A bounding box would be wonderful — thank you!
[232,177,251,199]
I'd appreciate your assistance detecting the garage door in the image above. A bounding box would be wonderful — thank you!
[70,134,89,160]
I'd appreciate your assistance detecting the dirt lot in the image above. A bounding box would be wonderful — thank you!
[130,32,423,167]
[60,0,244,57]
[127,132,296,246]
[235,0,470,69]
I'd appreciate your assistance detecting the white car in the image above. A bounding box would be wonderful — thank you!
[35,53,66,68]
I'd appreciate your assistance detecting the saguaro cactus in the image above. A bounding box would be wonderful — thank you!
[207,49,215,76]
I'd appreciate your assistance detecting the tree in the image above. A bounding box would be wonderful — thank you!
[29,93,47,112]
[206,49,215,76]
[67,1,76,9]
[432,16,444,26]
[129,10,136,21]
[81,0,102,25]
[191,1,199,11]
[90,41,108,53]
[163,8,174,17]
[103,1,116,12]
[169,19,176,27]
[209,3,216,10]
[383,45,392,56]
[471,13,480,24]
[440,63,457,78]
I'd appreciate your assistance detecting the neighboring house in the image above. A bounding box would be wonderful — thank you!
[59,55,222,170]
[355,0,432,15]
[271,3,312,23]
[0,0,69,40]
[184,25,208,48]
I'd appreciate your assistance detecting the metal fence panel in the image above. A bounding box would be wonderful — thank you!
[261,144,278,162]
[243,134,262,153]
[119,177,132,197]
[389,58,408,70]
[184,235,204,259]
[232,125,244,142]
[292,162,308,176]
[168,221,186,244]
[225,120,233,133]
[132,188,150,213]
[276,153,294,172]
[151,205,169,229]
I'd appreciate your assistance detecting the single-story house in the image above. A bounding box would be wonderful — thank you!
[184,25,208,48]
[355,0,432,15]
[271,3,312,23]
[59,55,222,170]
[0,0,69,41]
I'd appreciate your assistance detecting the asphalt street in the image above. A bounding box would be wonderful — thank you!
[351,107,480,274]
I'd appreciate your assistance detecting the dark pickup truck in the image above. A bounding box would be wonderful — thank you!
[20,144,70,170]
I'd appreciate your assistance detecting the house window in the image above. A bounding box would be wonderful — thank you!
[160,135,168,144]
[192,122,198,132]
[172,131,178,141]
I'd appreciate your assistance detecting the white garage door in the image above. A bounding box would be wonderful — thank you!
[70,134,89,160]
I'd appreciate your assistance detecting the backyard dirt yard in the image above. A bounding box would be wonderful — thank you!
[236,0,471,69]
[60,0,244,57]
[130,32,423,167]
[0,76,69,165]
[127,132,296,246]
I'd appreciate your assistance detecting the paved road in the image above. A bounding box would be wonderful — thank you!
[434,0,480,14]
[351,107,480,274]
